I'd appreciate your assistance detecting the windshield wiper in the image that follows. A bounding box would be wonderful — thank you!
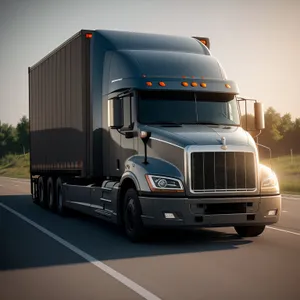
[154,121,183,126]
[194,122,221,125]
[194,122,239,126]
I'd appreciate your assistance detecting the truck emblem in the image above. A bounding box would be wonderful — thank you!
[221,137,227,150]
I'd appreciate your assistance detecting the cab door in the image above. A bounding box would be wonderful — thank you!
[120,94,137,172]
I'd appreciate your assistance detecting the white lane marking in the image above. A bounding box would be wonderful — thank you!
[14,185,19,187]
[0,203,161,300]
[267,226,300,236]
[282,210,288,213]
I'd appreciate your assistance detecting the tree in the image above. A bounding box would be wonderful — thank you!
[0,122,17,157]
[264,107,283,142]
[278,113,293,136]
[16,115,29,154]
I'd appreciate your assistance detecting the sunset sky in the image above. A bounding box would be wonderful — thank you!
[0,0,299,125]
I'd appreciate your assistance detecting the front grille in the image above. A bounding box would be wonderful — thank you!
[190,152,256,192]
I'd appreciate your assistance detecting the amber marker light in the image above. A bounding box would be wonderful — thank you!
[181,82,189,87]
[200,82,207,88]
[158,82,166,87]
[225,84,231,88]
[85,33,93,39]
[191,82,198,87]
[146,82,153,86]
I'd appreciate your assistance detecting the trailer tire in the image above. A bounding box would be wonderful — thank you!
[32,179,40,204]
[123,188,146,243]
[234,225,265,237]
[47,177,56,212]
[38,176,47,207]
[56,178,66,216]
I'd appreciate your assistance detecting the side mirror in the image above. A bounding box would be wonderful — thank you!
[108,98,124,129]
[254,102,265,130]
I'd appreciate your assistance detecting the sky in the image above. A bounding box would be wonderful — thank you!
[0,0,299,125]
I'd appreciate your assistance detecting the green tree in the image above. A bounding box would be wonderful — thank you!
[16,115,29,154]
[0,122,17,157]
[278,113,293,136]
[264,107,283,141]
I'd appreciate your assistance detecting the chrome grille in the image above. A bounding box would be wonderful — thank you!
[190,151,256,192]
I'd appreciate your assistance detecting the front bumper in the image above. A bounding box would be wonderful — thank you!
[139,194,281,228]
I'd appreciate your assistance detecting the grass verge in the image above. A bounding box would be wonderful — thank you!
[0,153,30,179]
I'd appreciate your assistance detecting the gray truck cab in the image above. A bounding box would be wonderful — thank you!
[89,30,281,241]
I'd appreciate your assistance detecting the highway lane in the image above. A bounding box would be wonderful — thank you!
[1,177,300,300]
[272,195,300,233]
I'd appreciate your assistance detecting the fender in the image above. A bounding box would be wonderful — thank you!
[120,170,141,191]
[122,155,184,193]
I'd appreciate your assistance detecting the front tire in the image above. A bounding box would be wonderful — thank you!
[123,188,146,242]
[234,225,265,237]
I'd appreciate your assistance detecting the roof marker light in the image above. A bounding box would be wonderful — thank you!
[191,82,198,87]
[159,82,166,87]
[85,33,93,39]
[225,84,231,88]
[146,82,153,87]
[181,82,189,87]
[200,82,207,88]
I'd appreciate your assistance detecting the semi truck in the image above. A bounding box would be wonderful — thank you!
[28,29,281,242]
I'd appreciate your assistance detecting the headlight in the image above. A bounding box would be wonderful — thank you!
[146,175,184,192]
[260,164,280,194]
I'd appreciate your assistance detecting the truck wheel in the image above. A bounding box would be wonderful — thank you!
[56,178,65,216]
[234,225,265,237]
[32,179,40,204]
[38,176,47,207]
[47,177,56,212]
[123,188,146,243]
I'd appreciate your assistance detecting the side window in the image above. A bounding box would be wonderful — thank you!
[122,96,132,129]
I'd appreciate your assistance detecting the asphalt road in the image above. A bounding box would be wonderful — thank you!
[1,176,300,300]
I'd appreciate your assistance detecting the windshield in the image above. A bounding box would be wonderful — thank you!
[138,91,240,126]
